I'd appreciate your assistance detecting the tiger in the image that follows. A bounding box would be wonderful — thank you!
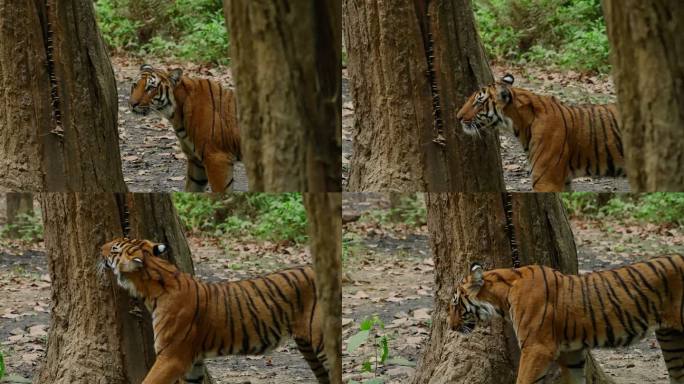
[456,74,625,192]
[128,64,241,192]
[100,238,329,384]
[450,257,684,384]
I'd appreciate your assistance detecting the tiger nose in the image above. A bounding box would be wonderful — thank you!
[129,100,139,108]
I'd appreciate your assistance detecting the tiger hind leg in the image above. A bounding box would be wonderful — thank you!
[516,345,555,384]
[294,337,330,384]
[558,349,586,384]
[205,153,234,192]
[656,329,684,383]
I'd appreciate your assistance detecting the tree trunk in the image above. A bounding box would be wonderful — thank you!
[412,193,613,384]
[0,0,125,192]
[304,193,342,383]
[223,1,341,192]
[343,0,504,191]
[602,0,684,191]
[5,193,34,238]
[35,193,211,384]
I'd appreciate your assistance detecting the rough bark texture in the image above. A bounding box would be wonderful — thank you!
[224,1,342,192]
[304,193,342,383]
[603,0,684,191]
[343,0,504,191]
[0,0,125,192]
[6,193,34,237]
[412,193,612,384]
[36,193,211,384]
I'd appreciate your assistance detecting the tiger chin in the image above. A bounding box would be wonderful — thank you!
[450,258,684,384]
[101,238,330,384]
[129,64,241,192]
[456,74,625,192]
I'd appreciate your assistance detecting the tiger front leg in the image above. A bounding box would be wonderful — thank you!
[142,354,192,384]
[185,159,208,192]
[655,329,684,383]
[516,345,556,384]
[558,349,586,384]
[205,152,234,192]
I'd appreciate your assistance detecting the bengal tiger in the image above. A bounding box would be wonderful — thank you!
[450,258,684,384]
[456,74,624,192]
[100,238,329,384]
[128,64,241,192]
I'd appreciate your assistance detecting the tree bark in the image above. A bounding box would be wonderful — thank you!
[343,0,504,191]
[304,193,342,383]
[223,1,342,192]
[602,0,684,191]
[0,0,125,192]
[35,193,211,384]
[412,193,613,384]
[5,193,34,237]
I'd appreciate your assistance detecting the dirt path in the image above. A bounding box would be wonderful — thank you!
[112,56,248,192]
[0,236,314,383]
[342,194,683,383]
[342,66,630,192]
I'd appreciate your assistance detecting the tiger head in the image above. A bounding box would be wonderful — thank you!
[129,64,183,118]
[449,263,503,334]
[100,237,170,297]
[456,74,515,136]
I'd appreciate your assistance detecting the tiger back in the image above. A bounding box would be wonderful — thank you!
[100,238,329,384]
[450,257,684,384]
[456,74,625,192]
[129,64,241,192]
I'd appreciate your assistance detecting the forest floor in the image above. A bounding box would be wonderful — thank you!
[341,194,684,384]
[0,226,315,382]
[111,56,248,192]
[342,65,630,192]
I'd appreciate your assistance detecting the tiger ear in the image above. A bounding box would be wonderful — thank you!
[140,64,153,72]
[501,74,514,85]
[468,262,485,293]
[132,257,144,266]
[153,244,167,256]
[169,69,183,86]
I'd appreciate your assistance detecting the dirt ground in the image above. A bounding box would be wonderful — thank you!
[0,209,316,383]
[342,66,630,192]
[341,194,683,384]
[111,56,248,192]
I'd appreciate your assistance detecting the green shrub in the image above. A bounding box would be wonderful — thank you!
[562,193,684,226]
[95,0,230,65]
[0,349,4,379]
[474,0,610,73]
[0,213,43,242]
[173,193,309,243]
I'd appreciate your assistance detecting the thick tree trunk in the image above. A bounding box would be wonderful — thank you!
[343,0,504,191]
[5,193,34,237]
[0,0,125,192]
[35,193,211,384]
[412,193,613,384]
[602,0,684,191]
[304,193,342,383]
[223,1,341,192]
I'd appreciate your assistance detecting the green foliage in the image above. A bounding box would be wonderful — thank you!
[562,193,684,225]
[95,0,230,65]
[0,213,43,242]
[369,194,427,227]
[346,315,414,383]
[474,0,610,73]
[173,193,308,243]
[0,349,4,380]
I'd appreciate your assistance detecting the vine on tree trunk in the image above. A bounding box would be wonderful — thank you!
[45,0,63,138]
[422,1,446,147]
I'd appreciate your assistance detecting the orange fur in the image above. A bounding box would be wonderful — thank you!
[129,64,241,192]
[456,75,624,192]
[101,238,329,384]
[450,258,684,384]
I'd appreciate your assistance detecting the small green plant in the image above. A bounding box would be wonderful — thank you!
[0,213,43,242]
[562,193,684,226]
[347,315,415,383]
[0,349,5,379]
[367,194,427,227]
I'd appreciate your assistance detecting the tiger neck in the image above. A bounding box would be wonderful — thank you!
[169,77,192,132]
[503,88,537,154]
